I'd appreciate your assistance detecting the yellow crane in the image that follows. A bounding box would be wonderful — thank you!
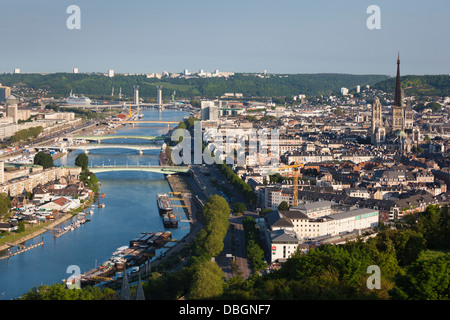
[272,162,304,207]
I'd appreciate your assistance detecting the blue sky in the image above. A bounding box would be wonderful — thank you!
[1,0,449,75]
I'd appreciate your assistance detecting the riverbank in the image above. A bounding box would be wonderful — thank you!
[148,174,203,270]
[0,194,96,253]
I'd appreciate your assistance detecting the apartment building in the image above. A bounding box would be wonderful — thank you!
[265,206,379,262]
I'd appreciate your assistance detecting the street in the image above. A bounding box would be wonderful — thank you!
[189,164,253,280]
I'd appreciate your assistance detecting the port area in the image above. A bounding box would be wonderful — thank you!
[79,231,173,287]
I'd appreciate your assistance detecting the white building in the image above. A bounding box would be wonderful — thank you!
[73,68,79,74]
[265,205,379,262]
[341,87,349,96]
[108,69,115,78]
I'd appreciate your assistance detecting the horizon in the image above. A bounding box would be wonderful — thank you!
[1,70,448,78]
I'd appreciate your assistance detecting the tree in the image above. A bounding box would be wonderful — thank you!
[232,202,246,215]
[189,260,225,299]
[17,221,26,233]
[75,153,89,171]
[34,151,54,169]
[278,201,289,211]
[390,255,450,300]
[80,170,99,193]
[0,193,10,219]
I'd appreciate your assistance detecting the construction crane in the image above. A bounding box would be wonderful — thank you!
[271,162,304,207]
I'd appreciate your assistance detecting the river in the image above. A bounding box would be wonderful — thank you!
[0,109,189,300]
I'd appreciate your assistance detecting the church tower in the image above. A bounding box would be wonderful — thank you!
[371,97,385,145]
[392,53,405,132]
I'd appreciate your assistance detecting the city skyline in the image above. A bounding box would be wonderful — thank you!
[1,0,449,75]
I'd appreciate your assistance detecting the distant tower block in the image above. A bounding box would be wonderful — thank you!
[108,69,115,78]
[157,86,163,106]
[134,85,140,106]
[14,68,20,74]
[73,68,79,74]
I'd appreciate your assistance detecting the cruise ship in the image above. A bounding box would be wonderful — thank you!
[156,193,173,214]
[66,91,92,105]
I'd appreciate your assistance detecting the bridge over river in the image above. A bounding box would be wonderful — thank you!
[72,135,165,143]
[88,165,190,175]
[38,143,161,155]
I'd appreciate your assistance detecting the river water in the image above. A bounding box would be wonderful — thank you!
[0,109,189,300]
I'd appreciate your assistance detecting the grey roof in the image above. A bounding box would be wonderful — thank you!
[326,208,378,221]
[266,210,293,228]
[271,229,299,244]
[290,201,334,212]
[282,210,309,220]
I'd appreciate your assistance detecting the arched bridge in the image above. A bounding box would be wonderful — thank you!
[73,135,165,142]
[36,143,161,155]
[88,165,190,174]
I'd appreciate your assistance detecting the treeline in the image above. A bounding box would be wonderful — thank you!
[143,195,230,300]
[0,73,389,99]
[373,75,450,97]
[243,217,267,272]
[217,163,257,205]
[10,126,43,143]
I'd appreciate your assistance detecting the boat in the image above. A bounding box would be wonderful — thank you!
[163,213,178,228]
[156,194,173,214]
[66,91,92,106]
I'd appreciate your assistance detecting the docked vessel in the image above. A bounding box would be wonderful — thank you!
[66,91,92,105]
[163,213,178,228]
[157,193,173,214]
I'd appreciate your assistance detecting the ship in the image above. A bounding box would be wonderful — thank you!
[66,91,92,105]
[157,193,173,214]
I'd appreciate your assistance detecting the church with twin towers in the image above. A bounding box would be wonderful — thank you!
[370,54,420,152]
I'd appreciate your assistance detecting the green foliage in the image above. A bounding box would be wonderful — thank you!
[413,102,442,113]
[411,204,450,250]
[269,173,292,184]
[194,195,230,258]
[34,151,54,169]
[20,283,118,300]
[0,73,390,99]
[232,202,247,215]
[0,193,11,219]
[243,217,267,272]
[10,126,43,143]
[370,229,427,266]
[189,260,225,299]
[278,201,289,211]
[80,170,99,193]
[217,164,256,205]
[373,75,450,97]
[17,221,25,233]
[390,254,450,300]
[75,153,89,171]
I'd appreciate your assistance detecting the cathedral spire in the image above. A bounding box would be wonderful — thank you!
[394,52,402,107]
